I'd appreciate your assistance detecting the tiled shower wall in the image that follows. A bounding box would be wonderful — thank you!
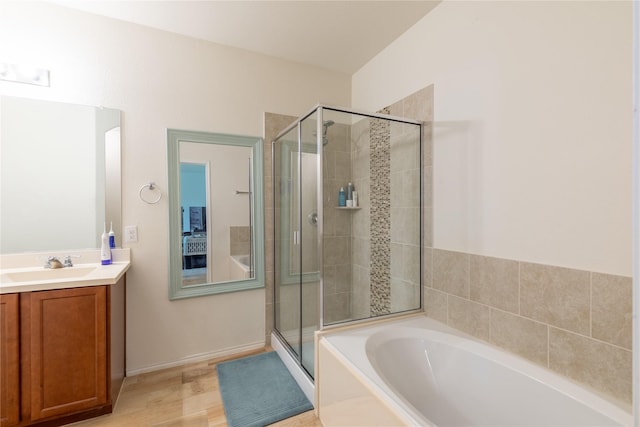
[322,122,353,324]
[351,117,372,319]
[351,105,424,318]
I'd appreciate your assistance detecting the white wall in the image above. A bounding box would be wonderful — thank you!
[0,1,351,373]
[353,0,633,276]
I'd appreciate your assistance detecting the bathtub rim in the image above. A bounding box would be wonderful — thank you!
[316,313,633,427]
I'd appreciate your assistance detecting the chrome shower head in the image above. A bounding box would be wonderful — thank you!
[322,120,335,146]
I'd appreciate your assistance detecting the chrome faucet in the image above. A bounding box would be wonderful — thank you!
[44,256,64,269]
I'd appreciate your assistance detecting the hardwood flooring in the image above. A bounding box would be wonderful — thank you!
[70,348,322,427]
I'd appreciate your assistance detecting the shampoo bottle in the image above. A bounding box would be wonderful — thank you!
[101,223,112,265]
[108,222,116,249]
[338,187,346,207]
[346,182,354,207]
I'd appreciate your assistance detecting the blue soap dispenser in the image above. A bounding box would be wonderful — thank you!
[338,187,346,207]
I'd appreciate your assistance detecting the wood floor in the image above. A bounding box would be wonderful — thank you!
[71,348,322,427]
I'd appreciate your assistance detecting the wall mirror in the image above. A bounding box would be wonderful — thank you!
[0,96,121,254]
[167,129,264,299]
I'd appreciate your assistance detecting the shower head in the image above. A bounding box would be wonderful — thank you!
[322,120,335,146]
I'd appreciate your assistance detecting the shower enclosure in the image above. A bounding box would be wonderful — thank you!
[272,105,423,383]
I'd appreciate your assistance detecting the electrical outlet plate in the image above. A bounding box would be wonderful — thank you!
[125,225,138,243]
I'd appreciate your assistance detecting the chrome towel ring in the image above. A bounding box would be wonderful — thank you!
[139,182,162,204]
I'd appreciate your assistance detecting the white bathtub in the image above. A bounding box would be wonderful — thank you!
[317,315,632,427]
[229,254,251,280]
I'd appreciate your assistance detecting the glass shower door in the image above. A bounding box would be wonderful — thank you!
[299,114,320,377]
[273,126,301,363]
[273,111,322,379]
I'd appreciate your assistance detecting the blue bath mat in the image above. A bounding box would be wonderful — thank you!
[217,351,313,427]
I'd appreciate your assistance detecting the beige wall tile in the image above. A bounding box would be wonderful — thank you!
[549,327,632,404]
[422,122,433,168]
[390,207,420,246]
[335,264,352,294]
[390,279,420,312]
[591,273,632,350]
[520,263,590,335]
[323,292,351,324]
[490,309,548,366]
[423,247,432,288]
[423,166,433,209]
[433,249,469,298]
[470,255,519,313]
[424,287,447,323]
[448,295,490,340]
[403,86,434,123]
[401,244,420,285]
[423,206,433,248]
[323,236,350,266]
[352,264,371,319]
[352,236,370,268]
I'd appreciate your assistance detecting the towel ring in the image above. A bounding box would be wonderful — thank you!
[139,182,162,204]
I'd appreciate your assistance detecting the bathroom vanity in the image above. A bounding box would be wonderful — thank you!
[0,249,129,427]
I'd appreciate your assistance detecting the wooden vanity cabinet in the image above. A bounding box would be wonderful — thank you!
[1,294,20,427]
[21,286,109,423]
[0,277,125,427]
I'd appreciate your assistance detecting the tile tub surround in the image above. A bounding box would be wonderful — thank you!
[424,248,633,406]
[229,226,250,256]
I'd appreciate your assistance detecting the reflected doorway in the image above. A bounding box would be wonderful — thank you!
[181,162,208,285]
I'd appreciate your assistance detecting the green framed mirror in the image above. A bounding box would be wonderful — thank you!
[167,129,265,299]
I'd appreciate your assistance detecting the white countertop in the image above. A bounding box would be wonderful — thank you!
[0,248,130,294]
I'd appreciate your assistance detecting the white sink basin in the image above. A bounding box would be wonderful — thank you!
[2,266,97,283]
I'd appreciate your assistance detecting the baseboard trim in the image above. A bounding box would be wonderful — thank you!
[126,340,265,376]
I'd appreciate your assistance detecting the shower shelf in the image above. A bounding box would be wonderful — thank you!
[335,207,361,210]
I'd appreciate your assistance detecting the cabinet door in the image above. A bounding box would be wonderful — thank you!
[0,294,20,427]
[24,286,108,421]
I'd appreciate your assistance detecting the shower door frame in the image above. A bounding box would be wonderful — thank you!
[272,104,424,381]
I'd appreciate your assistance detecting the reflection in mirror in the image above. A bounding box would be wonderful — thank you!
[0,96,121,254]
[167,129,264,299]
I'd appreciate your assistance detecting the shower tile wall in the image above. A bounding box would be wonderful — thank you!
[322,121,353,324]
[351,118,372,319]
[369,110,392,316]
[351,87,432,320]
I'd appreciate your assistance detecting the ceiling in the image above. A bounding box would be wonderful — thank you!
[50,0,440,74]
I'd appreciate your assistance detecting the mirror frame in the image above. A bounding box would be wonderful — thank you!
[167,129,265,299]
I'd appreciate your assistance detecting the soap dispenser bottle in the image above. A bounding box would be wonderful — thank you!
[101,223,112,265]
[108,221,116,249]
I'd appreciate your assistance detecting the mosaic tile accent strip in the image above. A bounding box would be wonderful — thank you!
[370,108,391,315]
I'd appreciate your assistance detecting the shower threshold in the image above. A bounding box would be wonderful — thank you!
[271,331,315,406]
